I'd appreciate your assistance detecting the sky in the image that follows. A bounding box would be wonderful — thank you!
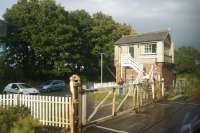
[0,0,200,48]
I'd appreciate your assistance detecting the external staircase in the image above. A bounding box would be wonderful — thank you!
[120,54,153,83]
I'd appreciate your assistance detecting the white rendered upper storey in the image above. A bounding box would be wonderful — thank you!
[114,30,175,65]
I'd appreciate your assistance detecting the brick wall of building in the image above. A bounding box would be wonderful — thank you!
[115,63,174,88]
[161,63,174,89]
[143,64,152,73]
[115,64,121,83]
[125,67,137,82]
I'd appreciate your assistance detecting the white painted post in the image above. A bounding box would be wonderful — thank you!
[151,81,155,100]
[81,85,87,126]
[61,97,64,127]
[58,97,61,127]
[161,78,165,97]
[49,96,52,126]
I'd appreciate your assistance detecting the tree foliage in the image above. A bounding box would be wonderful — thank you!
[175,46,200,79]
[2,0,131,82]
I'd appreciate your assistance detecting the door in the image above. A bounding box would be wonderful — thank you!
[129,47,134,58]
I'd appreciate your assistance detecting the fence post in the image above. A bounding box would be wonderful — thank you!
[81,85,87,126]
[112,87,116,116]
[161,78,165,97]
[136,84,140,111]
[151,81,155,100]
[132,85,136,109]
[69,74,82,133]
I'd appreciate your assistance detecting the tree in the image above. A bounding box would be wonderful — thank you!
[89,12,131,81]
[3,0,75,79]
[175,46,200,78]
[3,0,132,82]
[67,10,96,79]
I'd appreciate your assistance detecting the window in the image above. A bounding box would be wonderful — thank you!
[11,84,19,89]
[129,47,134,57]
[18,83,32,89]
[144,43,157,54]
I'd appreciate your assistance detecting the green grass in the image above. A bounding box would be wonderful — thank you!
[176,73,200,80]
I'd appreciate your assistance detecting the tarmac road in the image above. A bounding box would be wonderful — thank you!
[85,94,200,133]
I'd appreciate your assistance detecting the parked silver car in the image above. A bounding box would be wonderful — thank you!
[3,83,40,95]
[37,80,65,93]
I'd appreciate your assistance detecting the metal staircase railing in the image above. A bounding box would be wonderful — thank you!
[121,54,144,73]
[121,54,155,83]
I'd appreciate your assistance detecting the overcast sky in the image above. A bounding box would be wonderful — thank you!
[0,0,200,48]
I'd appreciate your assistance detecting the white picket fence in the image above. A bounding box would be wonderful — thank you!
[0,94,73,128]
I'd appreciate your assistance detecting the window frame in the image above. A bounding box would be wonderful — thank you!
[143,42,157,55]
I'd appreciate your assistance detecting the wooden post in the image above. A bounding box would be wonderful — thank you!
[141,89,144,106]
[151,81,155,100]
[112,87,116,116]
[161,78,165,97]
[69,74,81,133]
[81,85,87,126]
[172,80,175,89]
[136,85,140,111]
[132,85,136,109]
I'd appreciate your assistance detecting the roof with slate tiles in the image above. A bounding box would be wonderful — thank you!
[115,30,169,45]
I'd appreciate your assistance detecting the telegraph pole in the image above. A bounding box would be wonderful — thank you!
[100,53,104,84]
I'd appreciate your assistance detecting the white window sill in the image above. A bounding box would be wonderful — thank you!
[141,53,157,55]
[139,54,157,58]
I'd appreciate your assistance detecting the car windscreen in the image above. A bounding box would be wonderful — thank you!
[18,84,33,89]
[53,80,64,84]
[41,80,53,85]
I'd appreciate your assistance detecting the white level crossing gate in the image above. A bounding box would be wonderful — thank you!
[0,94,73,129]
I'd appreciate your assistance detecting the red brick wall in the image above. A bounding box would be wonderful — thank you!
[161,63,174,89]
[125,67,137,82]
[143,64,152,73]
[115,64,121,83]
[115,63,174,88]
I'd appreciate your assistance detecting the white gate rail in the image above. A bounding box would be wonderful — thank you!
[94,82,118,89]
[0,94,73,128]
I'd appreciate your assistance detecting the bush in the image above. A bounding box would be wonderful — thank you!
[11,116,39,133]
[0,106,39,133]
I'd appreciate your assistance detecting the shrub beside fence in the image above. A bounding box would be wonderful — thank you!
[0,94,73,129]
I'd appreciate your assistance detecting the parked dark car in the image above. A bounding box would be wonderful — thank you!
[38,80,65,92]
